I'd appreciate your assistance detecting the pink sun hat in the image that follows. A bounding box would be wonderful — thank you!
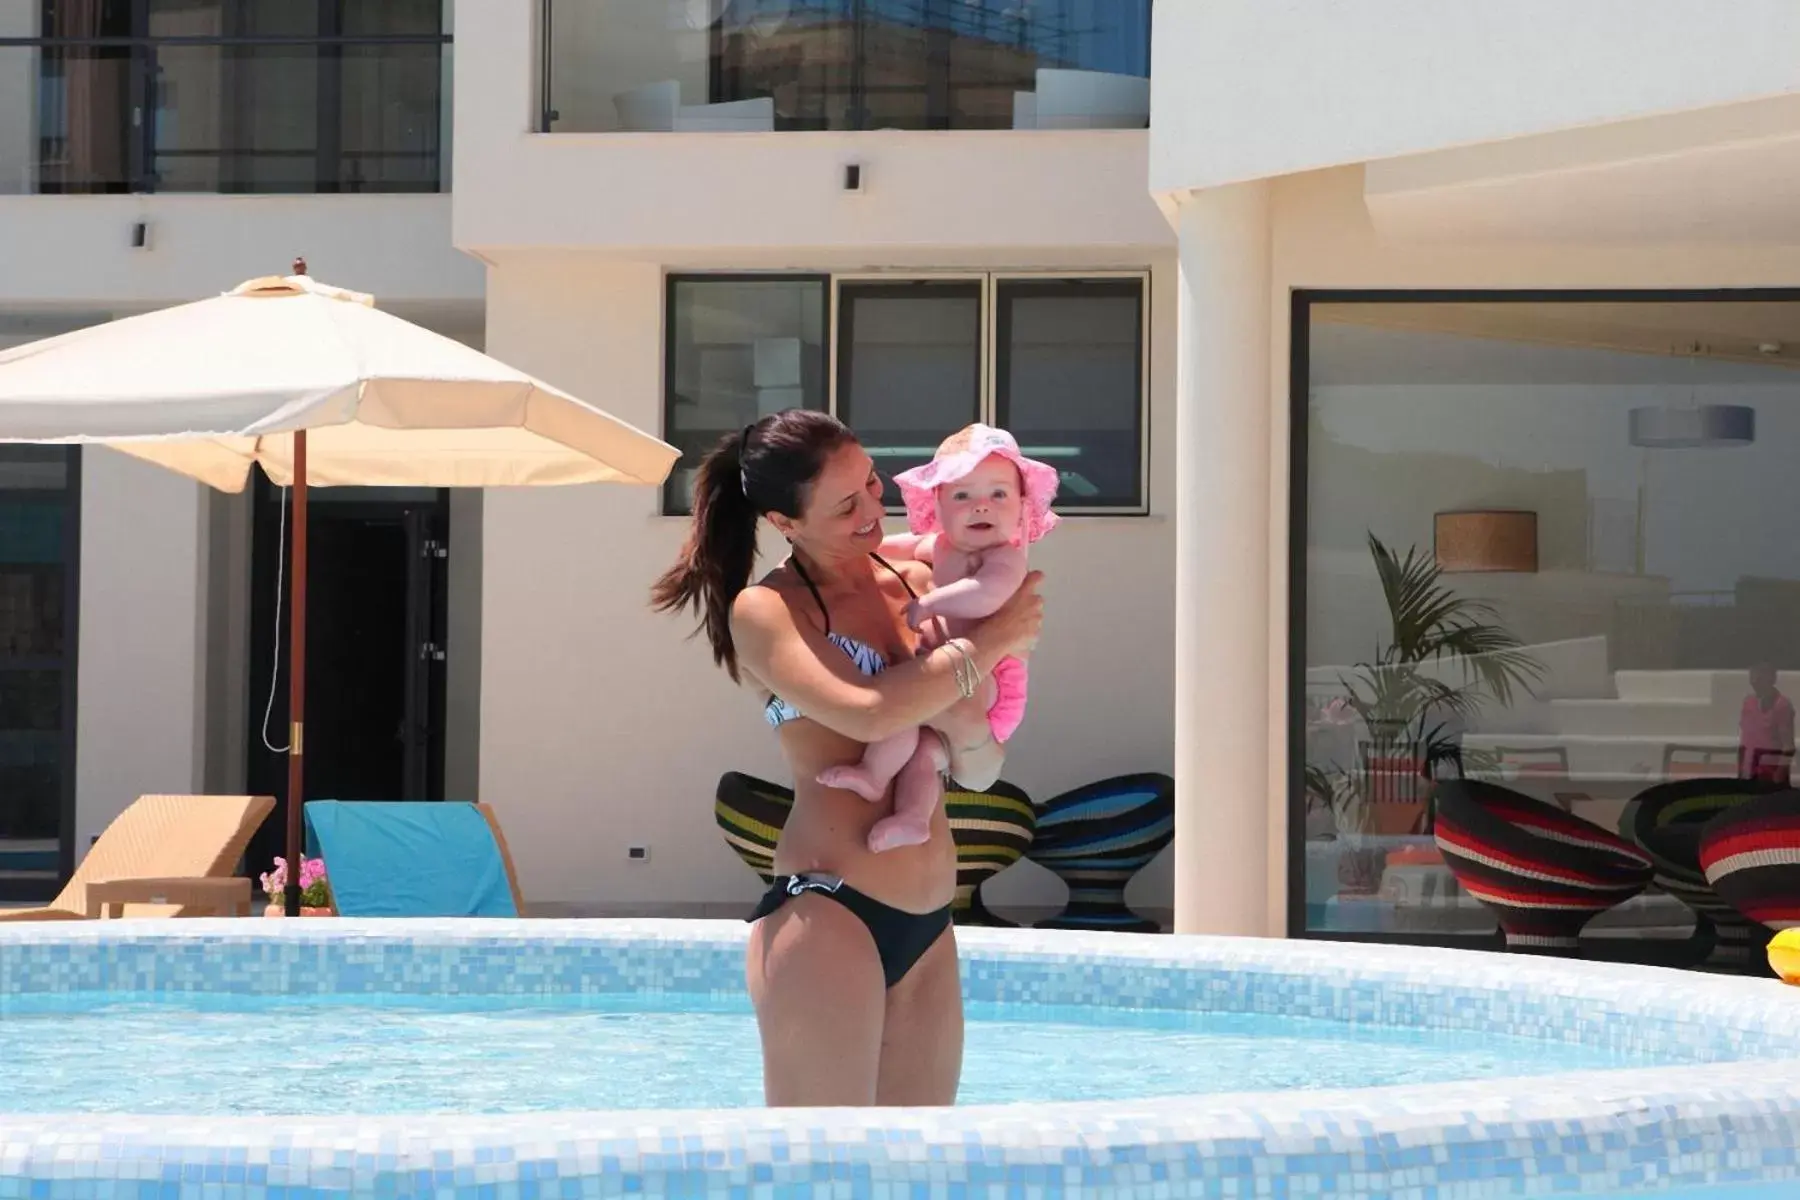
[892,423,1062,545]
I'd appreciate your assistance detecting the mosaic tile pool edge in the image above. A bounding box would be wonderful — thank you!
[2,919,1798,1200]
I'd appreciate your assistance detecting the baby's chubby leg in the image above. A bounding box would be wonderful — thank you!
[817,725,920,802]
[867,734,950,853]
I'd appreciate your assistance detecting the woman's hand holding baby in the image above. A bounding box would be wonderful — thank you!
[970,570,1043,663]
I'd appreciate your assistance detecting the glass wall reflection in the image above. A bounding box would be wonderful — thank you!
[545,0,1151,133]
[1299,300,1800,961]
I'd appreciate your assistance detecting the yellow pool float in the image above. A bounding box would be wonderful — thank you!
[1767,928,1800,984]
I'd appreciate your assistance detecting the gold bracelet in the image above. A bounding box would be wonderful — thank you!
[943,638,976,699]
[944,637,981,699]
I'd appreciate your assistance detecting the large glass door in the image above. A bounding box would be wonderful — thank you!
[243,479,449,879]
[0,447,80,902]
[1291,292,1800,959]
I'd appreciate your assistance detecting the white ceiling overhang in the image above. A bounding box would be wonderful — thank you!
[1364,93,1800,245]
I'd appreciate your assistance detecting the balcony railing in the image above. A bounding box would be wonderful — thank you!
[540,0,1150,134]
[0,33,449,196]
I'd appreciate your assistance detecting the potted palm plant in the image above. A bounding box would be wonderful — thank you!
[1332,533,1544,836]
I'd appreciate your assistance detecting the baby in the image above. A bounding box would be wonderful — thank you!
[818,424,1060,851]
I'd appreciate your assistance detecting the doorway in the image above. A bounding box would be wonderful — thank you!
[243,475,449,876]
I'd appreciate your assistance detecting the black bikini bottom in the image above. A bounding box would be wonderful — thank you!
[749,872,952,988]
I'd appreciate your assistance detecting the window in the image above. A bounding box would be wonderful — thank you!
[837,280,983,506]
[3,0,449,195]
[662,275,830,515]
[1293,292,1800,955]
[541,0,1151,134]
[995,278,1144,510]
[0,445,79,903]
[662,271,1148,516]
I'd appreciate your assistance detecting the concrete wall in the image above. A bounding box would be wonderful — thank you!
[1149,0,1800,196]
[75,450,210,852]
[478,253,1177,915]
[0,195,482,308]
[451,0,1169,257]
[202,490,252,798]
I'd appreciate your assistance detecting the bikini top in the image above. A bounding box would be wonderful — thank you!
[763,553,918,728]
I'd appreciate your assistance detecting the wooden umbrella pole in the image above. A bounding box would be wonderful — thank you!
[284,427,309,917]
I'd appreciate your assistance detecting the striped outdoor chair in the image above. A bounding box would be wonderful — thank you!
[714,771,793,885]
[714,771,1036,924]
[1434,780,1654,955]
[1027,772,1174,933]
[1699,788,1800,936]
[944,780,1036,926]
[1626,778,1785,970]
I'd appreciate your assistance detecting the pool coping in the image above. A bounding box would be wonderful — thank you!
[1,919,1798,1199]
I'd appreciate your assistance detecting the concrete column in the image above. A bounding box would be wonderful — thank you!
[77,449,208,854]
[1173,182,1274,936]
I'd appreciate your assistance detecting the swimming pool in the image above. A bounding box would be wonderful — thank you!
[0,995,1663,1114]
[0,919,1797,1199]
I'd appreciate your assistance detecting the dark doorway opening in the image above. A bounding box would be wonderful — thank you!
[243,474,448,878]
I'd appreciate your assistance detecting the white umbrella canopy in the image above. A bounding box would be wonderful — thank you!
[0,269,678,490]
[0,263,678,914]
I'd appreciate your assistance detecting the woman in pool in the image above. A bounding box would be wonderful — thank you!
[651,409,1044,1107]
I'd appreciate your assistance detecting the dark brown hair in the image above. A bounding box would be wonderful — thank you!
[651,409,859,681]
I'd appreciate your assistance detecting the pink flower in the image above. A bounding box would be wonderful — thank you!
[260,855,327,900]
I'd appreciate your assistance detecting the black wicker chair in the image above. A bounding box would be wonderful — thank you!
[1699,788,1800,942]
[1625,778,1785,970]
[1434,780,1653,954]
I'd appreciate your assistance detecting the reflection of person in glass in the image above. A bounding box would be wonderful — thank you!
[1738,662,1795,784]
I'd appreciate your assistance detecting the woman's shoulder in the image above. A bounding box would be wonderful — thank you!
[889,557,934,595]
[731,569,801,631]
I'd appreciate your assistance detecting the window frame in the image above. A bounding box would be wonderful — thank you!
[831,272,991,507]
[2,1,453,196]
[659,268,1151,517]
[1285,286,1800,946]
[989,271,1150,515]
[0,446,83,903]
[537,0,1154,135]
[659,271,833,517]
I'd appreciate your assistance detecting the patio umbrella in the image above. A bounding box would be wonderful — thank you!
[0,260,678,913]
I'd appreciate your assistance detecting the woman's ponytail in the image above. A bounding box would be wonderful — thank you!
[651,426,762,681]
[652,409,858,682]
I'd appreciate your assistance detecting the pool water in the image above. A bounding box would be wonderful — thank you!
[0,994,1675,1115]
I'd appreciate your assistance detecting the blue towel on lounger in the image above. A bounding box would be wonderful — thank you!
[303,800,518,917]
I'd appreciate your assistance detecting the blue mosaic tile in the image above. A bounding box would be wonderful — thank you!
[0,920,1798,1197]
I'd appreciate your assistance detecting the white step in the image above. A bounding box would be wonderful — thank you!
[1613,670,1718,703]
[1461,732,1736,777]
[1546,697,1730,739]
[1614,668,1800,704]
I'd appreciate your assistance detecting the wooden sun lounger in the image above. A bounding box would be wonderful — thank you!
[0,793,275,921]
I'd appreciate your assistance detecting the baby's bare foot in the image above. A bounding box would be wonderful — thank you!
[867,818,930,853]
[817,765,885,803]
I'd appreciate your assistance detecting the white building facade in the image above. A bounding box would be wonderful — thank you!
[0,0,483,901]
[456,0,1174,922]
[10,0,1800,945]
